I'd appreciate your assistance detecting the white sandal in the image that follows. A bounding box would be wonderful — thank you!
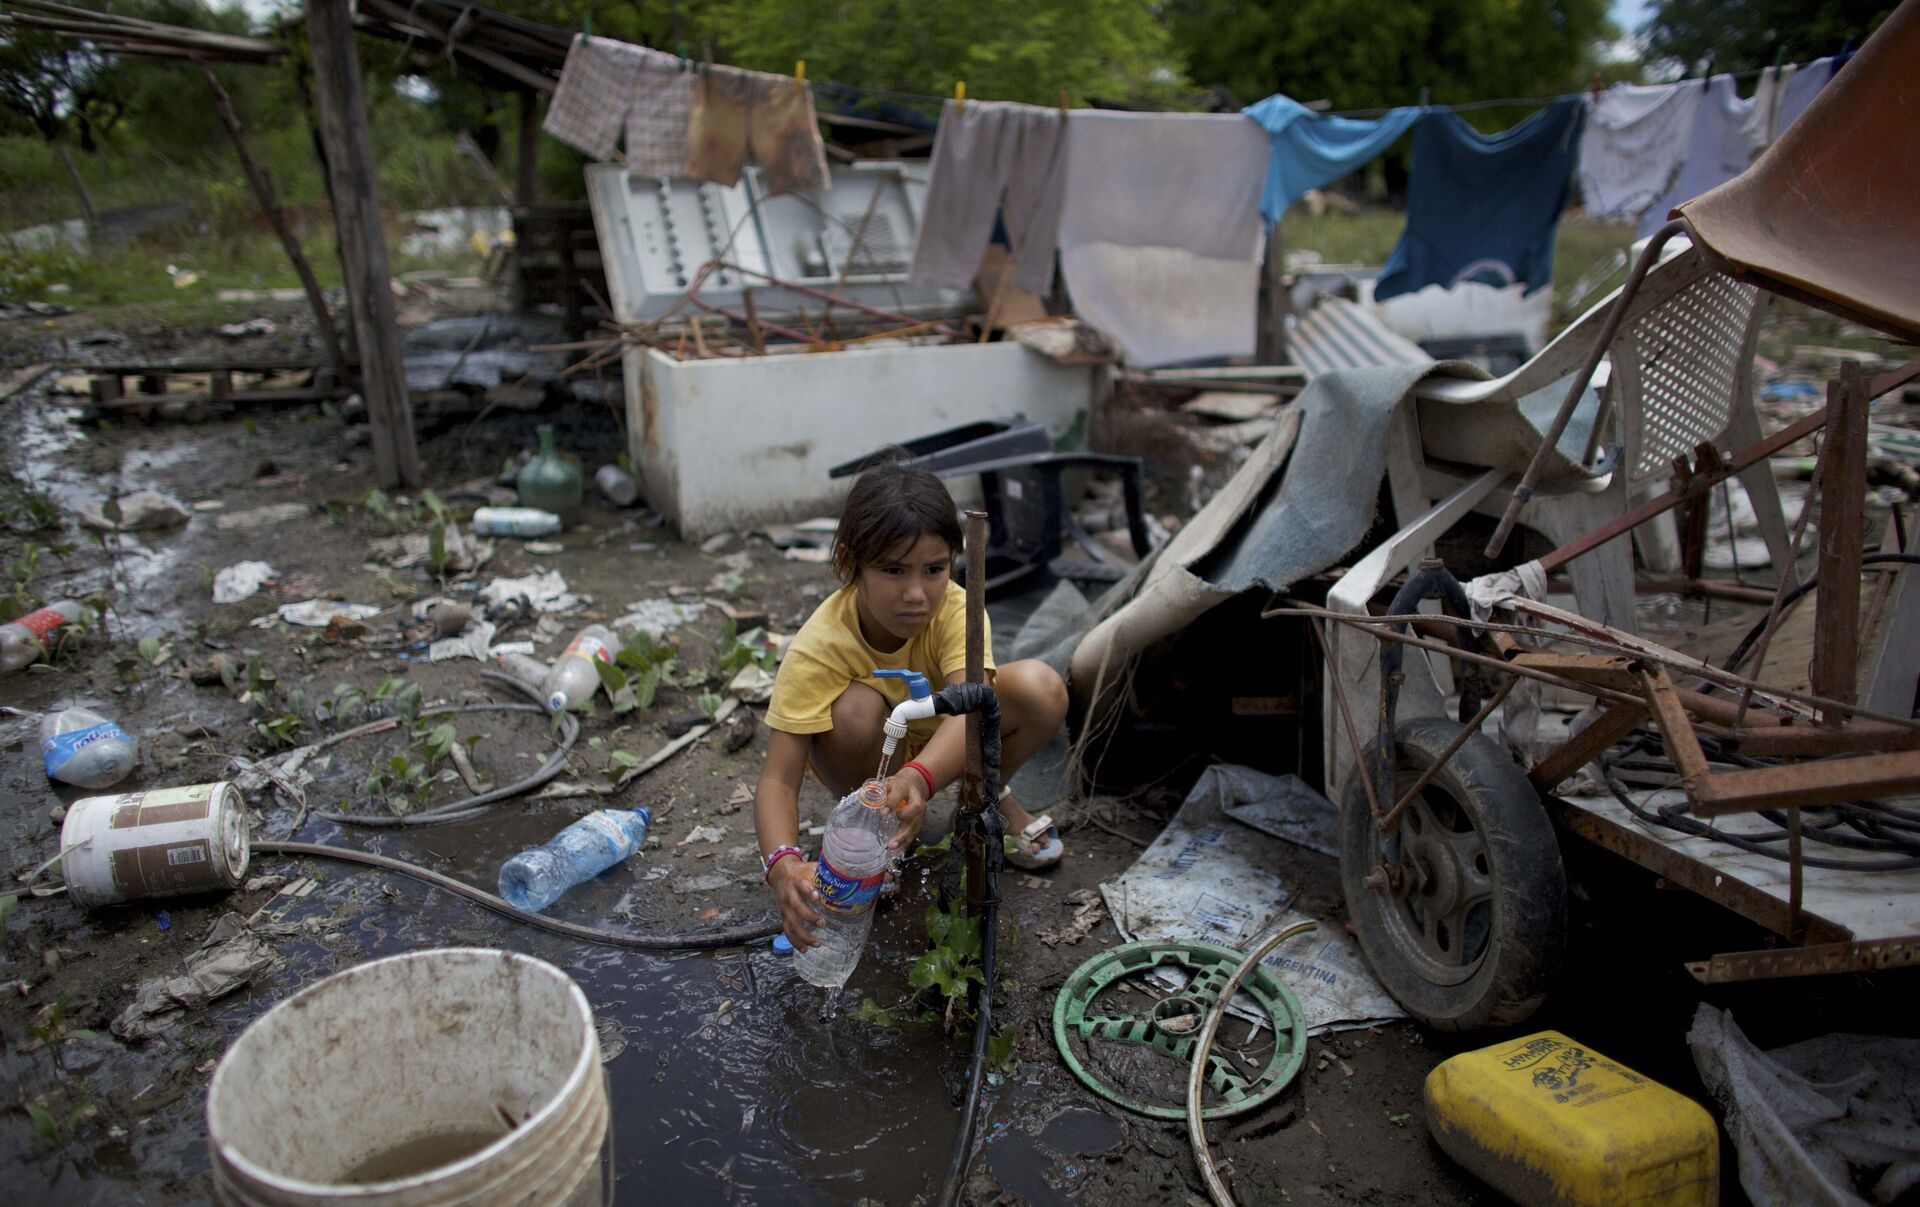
[1004,807,1064,871]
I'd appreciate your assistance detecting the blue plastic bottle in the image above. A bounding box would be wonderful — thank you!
[498,807,652,913]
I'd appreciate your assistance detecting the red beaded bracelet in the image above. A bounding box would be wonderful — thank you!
[903,760,936,798]
[762,845,803,883]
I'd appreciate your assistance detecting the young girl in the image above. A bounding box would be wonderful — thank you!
[755,456,1070,950]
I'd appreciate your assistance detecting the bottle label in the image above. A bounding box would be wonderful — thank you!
[577,810,635,856]
[42,722,131,776]
[17,606,74,641]
[816,854,886,916]
[565,636,611,665]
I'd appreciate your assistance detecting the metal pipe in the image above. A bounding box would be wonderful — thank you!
[1486,218,1691,558]
[962,509,988,915]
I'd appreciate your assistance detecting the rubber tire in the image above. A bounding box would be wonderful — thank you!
[1340,717,1566,1032]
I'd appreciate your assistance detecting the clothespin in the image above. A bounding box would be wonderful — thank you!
[954,80,966,111]
[795,60,805,82]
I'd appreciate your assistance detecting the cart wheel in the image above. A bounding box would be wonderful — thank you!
[1341,717,1565,1032]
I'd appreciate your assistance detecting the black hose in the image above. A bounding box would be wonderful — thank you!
[315,671,581,829]
[929,681,1005,1207]
[1720,553,1920,676]
[254,840,783,950]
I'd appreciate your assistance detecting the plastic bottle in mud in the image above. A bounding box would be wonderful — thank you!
[541,624,616,713]
[471,506,563,538]
[40,706,138,789]
[492,650,551,692]
[498,807,651,913]
[1,600,84,673]
[793,779,898,990]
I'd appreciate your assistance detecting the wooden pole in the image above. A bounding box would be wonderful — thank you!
[961,509,988,916]
[1810,363,1868,716]
[199,64,345,373]
[306,0,420,488]
[56,143,98,230]
[515,88,540,208]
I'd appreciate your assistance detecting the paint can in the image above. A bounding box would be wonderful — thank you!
[59,781,249,909]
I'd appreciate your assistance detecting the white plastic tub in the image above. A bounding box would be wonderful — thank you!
[206,948,606,1207]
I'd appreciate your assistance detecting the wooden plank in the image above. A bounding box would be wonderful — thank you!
[307,0,421,488]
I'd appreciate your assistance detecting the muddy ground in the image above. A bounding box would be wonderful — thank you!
[1,300,1916,1205]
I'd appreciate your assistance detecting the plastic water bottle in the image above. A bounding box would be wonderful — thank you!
[541,624,615,712]
[471,506,563,538]
[1,600,84,673]
[40,707,138,788]
[492,650,551,692]
[497,807,652,913]
[793,779,897,989]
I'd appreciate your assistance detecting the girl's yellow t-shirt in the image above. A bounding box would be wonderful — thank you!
[766,584,994,747]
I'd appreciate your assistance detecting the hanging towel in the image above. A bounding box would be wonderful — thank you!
[624,51,695,179]
[1774,56,1836,136]
[1376,98,1585,301]
[1054,111,1269,366]
[1637,75,1753,236]
[908,99,1069,295]
[544,35,644,161]
[1578,82,1702,221]
[1242,94,1422,224]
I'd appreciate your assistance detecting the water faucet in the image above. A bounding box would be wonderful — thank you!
[872,669,935,763]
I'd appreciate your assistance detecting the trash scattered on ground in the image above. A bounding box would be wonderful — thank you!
[1691,1005,1920,1206]
[1181,391,1282,422]
[727,664,775,704]
[1,600,85,673]
[515,424,583,528]
[699,532,736,554]
[40,707,137,789]
[672,871,734,895]
[1040,888,1108,947]
[255,600,382,628]
[498,807,652,913]
[614,597,708,638]
[708,550,752,591]
[370,522,490,572]
[429,619,497,662]
[77,489,191,532]
[480,570,585,614]
[1220,767,1342,858]
[525,540,564,554]
[218,318,276,339]
[1100,765,1405,1032]
[212,561,277,604]
[722,707,757,753]
[596,463,640,507]
[188,652,241,685]
[679,824,727,845]
[112,913,279,1041]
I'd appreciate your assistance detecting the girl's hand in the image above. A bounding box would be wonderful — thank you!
[769,857,824,949]
[884,772,930,853]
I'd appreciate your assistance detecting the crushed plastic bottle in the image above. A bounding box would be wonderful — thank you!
[1,600,84,673]
[40,707,138,788]
[792,779,898,989]
[492,650,551,692]
[541,624,616,713]
[497,807,652,913]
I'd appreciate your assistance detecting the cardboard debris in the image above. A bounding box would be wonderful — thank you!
[727,664,775,704]
[255,599,382,628]
[479,570,586,614]
[614,597,708,638]
[1100,765,1405,1033]
[112,913,278,1041]
[1220,768,1341,858]
[1040,888,1108,947]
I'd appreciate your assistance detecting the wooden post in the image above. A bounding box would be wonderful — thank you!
[1809,364,1867,716]
[57,143,99,231]
[516,89,541,208]
[306,0,421,488]
[1260,218,1292,364]
[199,64,346,374]
[961,509,988,916]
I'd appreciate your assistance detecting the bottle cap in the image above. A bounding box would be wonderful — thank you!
[872,668,931,699]
[632,806,651,824]
[771,934,794,954]
[546,691,567,712]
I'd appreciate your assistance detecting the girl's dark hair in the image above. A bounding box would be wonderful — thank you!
[832,451,963,583]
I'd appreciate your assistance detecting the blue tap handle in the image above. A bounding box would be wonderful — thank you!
[873,668,931,699]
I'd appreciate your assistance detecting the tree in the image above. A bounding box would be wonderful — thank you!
[1165,0,1612,112]
[1644,0,1893,73]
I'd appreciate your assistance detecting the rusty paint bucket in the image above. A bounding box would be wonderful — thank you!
[60,781,249,908]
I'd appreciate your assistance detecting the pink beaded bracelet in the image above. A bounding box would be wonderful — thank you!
[762,845,803,883]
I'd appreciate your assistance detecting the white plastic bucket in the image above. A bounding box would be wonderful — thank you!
[60,781,249,908]
[206,948,607,1207]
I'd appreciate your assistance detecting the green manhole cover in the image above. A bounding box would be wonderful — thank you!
[1052,939,1307,1121]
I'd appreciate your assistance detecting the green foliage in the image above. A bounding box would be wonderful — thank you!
[1168,0,1611,113]
[714,619,777,678]
[601,629,677,713]
[986,1025,1019,1073]
[253,711,305,749]
[911,896,987,1028]
[0,892,16,928]
[1644,0,1892,73]
[696,688,724,721]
